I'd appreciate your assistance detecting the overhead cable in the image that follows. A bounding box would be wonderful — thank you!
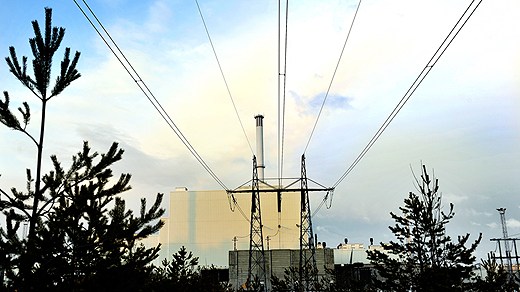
[311,189,334,218]
[73,0,229,190]
[226,193,251,223]
[333,0,483,188]
[194,0,259,218]
[195,0,254,156]
[304,0,363,154]
[278,0,289,185]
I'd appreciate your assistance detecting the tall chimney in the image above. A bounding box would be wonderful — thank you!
[255,115,265,180]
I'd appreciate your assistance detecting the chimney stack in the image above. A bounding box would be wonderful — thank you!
[255,115,265,180]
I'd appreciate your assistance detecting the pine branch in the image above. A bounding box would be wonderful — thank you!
[0,91,22,130]
[51,48,81,98]
[5,47,37,95]
[1,92,38,146]
[28,8,66,99]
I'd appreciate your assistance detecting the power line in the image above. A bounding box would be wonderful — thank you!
[194,0,254,156]
[311,190,333,218]
[333,0,483,188]
[194,1,264,219]
[278,0,289,185]
[227,192,251,223]
[73,0,229,191]
[304,0,363,155]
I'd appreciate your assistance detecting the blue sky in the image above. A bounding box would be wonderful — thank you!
[1,0,519,261]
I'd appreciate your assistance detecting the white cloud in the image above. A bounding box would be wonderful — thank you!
[443,192,468,205]
[506,218,520,230]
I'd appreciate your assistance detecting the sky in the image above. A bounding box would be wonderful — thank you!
[0,0,519,261]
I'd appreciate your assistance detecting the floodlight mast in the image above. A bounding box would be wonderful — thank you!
[497,208,514,277]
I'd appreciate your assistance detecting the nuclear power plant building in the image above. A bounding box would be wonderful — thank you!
[157,186,302,267]
[140,115,339,289]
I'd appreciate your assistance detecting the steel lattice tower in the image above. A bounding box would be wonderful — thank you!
[497,208,514,277]
[247,156,267,291]
[299,154,318,291]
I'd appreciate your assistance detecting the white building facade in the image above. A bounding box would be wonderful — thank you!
[156,187,302,266]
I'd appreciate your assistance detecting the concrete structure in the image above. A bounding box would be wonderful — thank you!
[334,242,384,265]
[156,187,302,266]
[153,115,305,265]
[229,248,334,291]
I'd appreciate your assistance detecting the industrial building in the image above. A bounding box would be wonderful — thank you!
[144,114,350,290]
[148,187,381,290]
[229,248,334,290]
[155,115,314,267]
[156,186,302,266]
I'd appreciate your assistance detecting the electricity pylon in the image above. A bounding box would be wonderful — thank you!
[228,155,333,291]
[299,154,318,291]
[247,156,267,291]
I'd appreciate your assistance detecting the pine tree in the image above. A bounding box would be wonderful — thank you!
[151,246,230,292]
[1,8,165,291]
[366,165,482,291]
[0,7,81,285]
[29,142,164,291]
